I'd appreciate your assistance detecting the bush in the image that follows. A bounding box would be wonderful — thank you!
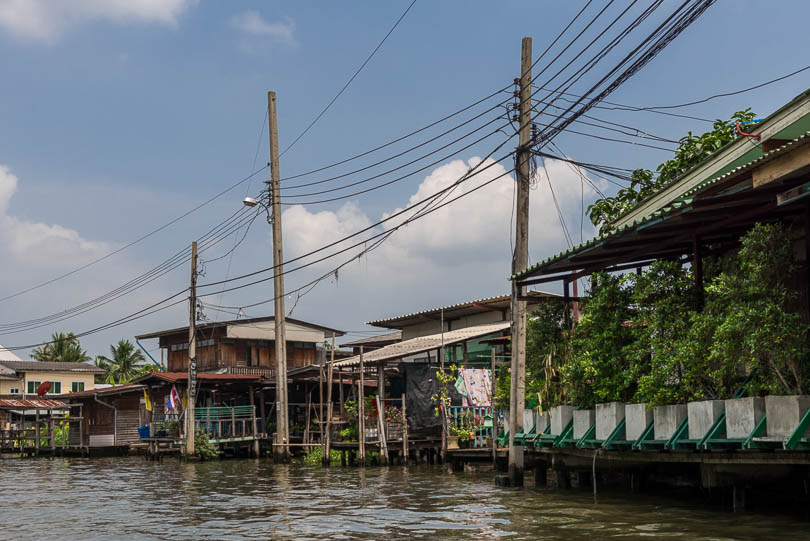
[303,446,342,466]
[194,431,219,461]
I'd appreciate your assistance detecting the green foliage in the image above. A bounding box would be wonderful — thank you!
[563,272,637,407]
[95,339,148,384]
[587,109,757,230]
[431,363,458,416]
[194,431,219,460]
[630,260,700,405]
[526,300,572,410]
[303,446,342,466]
[32,332,90,363]
[699,223,810,395]
[339,425,358,440]
[449,412,475,443]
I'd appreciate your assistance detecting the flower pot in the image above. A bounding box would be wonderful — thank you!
[448,435,459,450]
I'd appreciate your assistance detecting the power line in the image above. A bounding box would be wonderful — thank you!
[641,63,810,110]
[0,164,269,305]
[279,0,418,157]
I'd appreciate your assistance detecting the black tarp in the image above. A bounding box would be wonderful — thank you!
[402,363,464,430]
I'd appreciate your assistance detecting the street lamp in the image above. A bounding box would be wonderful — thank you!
[243,196,273,224]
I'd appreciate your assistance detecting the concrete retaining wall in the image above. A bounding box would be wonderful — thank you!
[724,397,765,439]
[654,404,687,440]
[625,403,652,442]
[765,395,810,438]
[536,412,550,433]
[596,402,625,441]
[551,405,574,435]
[573,409,595,440]
[687,400,725,440]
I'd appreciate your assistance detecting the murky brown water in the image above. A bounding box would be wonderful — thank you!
[0,456,805,539]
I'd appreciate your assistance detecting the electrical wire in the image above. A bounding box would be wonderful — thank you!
[0,164,269,305]
[279,0,418,157]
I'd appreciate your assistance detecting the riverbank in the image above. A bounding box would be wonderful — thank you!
[2,456,808,539]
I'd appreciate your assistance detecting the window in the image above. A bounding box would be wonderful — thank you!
[8,387,19,395]
[27,381,41,394]
[71,381,85,393]
[50,381,61,394]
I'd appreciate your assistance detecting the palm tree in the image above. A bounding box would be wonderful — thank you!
[32,332,90,363]
[95,339,146,384]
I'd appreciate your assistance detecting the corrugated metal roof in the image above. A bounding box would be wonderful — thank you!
[339,331,402,348]
[511,132,810,282]
[135,316,344,340]
[366,291,558,328]
[0,399,69,409]
[137,372,262,383]
[0,360,105,374]
[63,383,145,399]
[333,322,510,368]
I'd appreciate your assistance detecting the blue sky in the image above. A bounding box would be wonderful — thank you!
[2,1,810,358]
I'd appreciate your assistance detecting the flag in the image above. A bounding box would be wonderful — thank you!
[166,385,180,411]
[143,389,152,412]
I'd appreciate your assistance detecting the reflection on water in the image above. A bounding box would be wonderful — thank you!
[0,456,805,540]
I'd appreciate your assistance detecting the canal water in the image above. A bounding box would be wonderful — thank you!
[0,457,805,540]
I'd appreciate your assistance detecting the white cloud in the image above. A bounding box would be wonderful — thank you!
[0,164,110,266]
[0,0,196,42]
[230,11,295,44]
[279,156,601,316]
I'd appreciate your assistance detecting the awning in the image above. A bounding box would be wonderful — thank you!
[333,322,510,368]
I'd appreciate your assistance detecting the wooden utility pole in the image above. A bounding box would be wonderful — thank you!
[358,346,365,465]
[186,240,197,457]
[268,91,290,461]
[508,36,532,488]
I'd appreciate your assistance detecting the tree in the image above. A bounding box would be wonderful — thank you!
[32,332,90,363]
[563,272,638,407]
[95,339,147,384]
[587,109,758,231]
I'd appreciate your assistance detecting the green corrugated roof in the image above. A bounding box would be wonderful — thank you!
[511,130,810,282]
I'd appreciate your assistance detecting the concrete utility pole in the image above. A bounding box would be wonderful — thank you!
[268,91,290,461]
[508,36,532,487]
[186,240,197,457]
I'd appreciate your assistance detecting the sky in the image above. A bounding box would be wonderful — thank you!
[2,0,810,359]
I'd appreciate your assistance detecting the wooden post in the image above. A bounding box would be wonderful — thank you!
[508,36,531,488]
[338,367,344,420]
[267,90,290,461]
[401,392,409,462]
[304,390,312,448]
[250,385,259,456]
[259,391,266,436]
[35,409,40,456]
[491,347,498,465]
[438,347,446,462]
[358,346,365,465]
[319,364,324,445]
[186,240,197,457]
[376,366,388,465]
[323,333,335,465]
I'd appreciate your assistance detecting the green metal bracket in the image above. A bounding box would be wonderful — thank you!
[603,417,632,450]
[552,418,575,448]
[575,423,598,448]
[743,414,768,449]
[698,412,727,450]
[665,416,692,450]
[531,423,552,448]
[633,419,664,450]
[514,426,537,446]
[785,408,810,450]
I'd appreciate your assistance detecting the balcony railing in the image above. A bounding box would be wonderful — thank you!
[448,405,494,448]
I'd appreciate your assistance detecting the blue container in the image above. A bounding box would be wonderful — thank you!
[137,425,150,439]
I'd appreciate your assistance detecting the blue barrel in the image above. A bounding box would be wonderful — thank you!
[137,425,150,439]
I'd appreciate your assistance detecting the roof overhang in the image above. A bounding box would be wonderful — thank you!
[333,321,510,368]
[613,88,810,229]
[513,132,810,286]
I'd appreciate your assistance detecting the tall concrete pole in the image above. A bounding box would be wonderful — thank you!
[268,91,289,461]
[186,241,197,457]
[508,36,531,487]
